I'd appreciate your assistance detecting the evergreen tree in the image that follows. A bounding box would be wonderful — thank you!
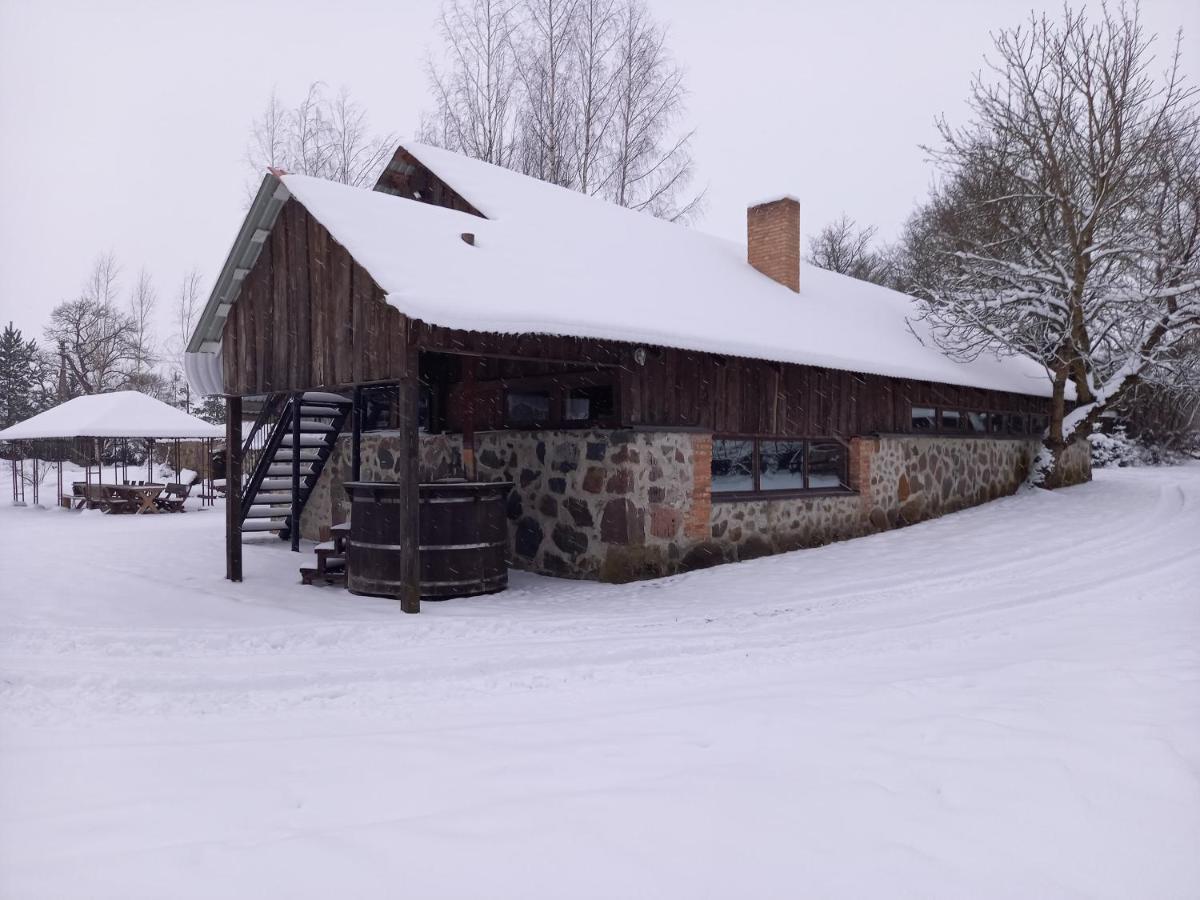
[0,322,45,429]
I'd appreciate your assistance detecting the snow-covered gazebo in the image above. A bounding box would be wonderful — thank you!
[1,391,223,508]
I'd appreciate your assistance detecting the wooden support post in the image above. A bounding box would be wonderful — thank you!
[351,385,362,483]
[397,375,420,614]
[291,391,301,552]
[226,395,243,582]
[462,358,477,480]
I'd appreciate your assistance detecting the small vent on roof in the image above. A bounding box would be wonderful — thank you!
[461,232,476,246]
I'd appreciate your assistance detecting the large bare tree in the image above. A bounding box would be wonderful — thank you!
[45,255,138,397]
[912,4,1200,486]
[806,215,895,287]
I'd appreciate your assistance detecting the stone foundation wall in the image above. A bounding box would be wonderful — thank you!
[700,435,1090,566]
[473,430,703,582]
[297,427,1091,577]
[298,431,463,541]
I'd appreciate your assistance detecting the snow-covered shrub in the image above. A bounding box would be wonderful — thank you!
[1089,427,1144,468]
[1089,425,1198,468]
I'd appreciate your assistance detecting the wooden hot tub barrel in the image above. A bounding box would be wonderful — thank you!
[344,481,417,600]
[343,480,512,601]
[418,480,512,599]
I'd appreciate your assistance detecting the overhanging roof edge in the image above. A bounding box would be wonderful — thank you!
[186,173,289,354]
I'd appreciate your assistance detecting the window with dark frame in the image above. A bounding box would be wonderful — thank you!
[359,382,434,432]
[941,409,964,431]
[501,378,617,429]
[505,390,552,426]
[759,440,806,491]
[360,384,398,432]
[564,384,615,423]
[909,405,1043,437]
[911,406,937,431]
[711,436,849,496]
[711,439,754,493]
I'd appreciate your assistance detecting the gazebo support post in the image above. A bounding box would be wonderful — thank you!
[226,395,243,582]
[146,439,154,483]
[290,391,301,553]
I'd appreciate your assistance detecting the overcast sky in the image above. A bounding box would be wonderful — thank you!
[1,0,1197,345]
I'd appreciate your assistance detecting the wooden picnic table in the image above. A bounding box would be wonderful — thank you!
[106,483,166,514]
[73,482,166,514]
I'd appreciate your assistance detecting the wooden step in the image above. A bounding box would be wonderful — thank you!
[298,405,342,416]
[266,465,315,477]
[274,449,323,461]
[299,422,336,432]
[300,565,346,586]
[301,391,351,403]
[275,434,332,448]
[245,506,290,518]
[243,519,286,532]
[251,492,296,504]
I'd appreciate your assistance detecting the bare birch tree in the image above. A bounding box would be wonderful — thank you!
[912,4,1200,486]
[422,0,701,220]
[128,268,158,378]
[246,83,394,189]
[606,0,701,221]
[570,0,619,194]
[422,0,522,167]
[514,0,581,186]
[176,268,203,355]
[171,268,204,412]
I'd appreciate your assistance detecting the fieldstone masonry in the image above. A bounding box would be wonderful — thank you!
[706,436,1090,566]
[298,431,463,541]
[298,425,1090,581]
[473,430,703,582]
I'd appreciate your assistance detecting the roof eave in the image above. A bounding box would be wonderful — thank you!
[186,173,291,354]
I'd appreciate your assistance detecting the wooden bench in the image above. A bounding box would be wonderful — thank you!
[155,482,193,513]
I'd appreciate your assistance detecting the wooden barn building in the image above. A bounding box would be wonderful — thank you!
[185,142,1089,599]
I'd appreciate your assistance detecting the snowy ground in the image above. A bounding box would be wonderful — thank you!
[1,468,1198,899]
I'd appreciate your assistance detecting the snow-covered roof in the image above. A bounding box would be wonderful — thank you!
[0,392,224,441]
[189,141,1058,399]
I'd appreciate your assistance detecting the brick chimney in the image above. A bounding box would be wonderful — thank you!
[747,197,800,292]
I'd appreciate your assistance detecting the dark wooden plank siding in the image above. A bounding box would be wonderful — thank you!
[222,197,1051,433]
[221,197,403,395]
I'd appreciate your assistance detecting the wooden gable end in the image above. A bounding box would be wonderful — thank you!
[221,196,412,395]
[373,146,484,216]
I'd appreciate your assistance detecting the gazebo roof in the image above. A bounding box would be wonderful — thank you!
[0,391,223,440]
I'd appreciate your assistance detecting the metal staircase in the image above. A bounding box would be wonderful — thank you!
[239,392,352,543]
